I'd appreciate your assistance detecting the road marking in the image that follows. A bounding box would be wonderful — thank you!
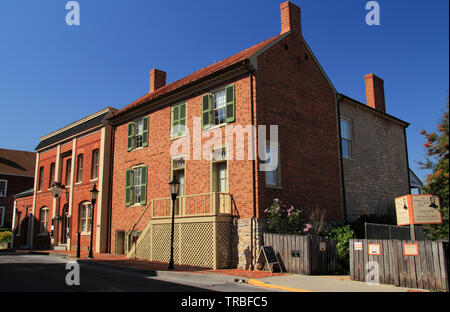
[247,279,313,292]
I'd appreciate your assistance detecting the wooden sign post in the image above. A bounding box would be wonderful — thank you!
[257,246,283,274]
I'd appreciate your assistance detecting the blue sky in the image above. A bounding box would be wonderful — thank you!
[0,0,448,182]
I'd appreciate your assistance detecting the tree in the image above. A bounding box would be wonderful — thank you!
[419,99,449,240]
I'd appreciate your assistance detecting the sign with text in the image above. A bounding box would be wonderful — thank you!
[368,244,381,255]
[354,242,363,251]
[395,194,442,226]
[403,243,419,256]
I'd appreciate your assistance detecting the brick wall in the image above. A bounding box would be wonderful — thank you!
[0,174,34,229]
[340,98,410,221]
[254,34,343,222]
[110,74,256,253]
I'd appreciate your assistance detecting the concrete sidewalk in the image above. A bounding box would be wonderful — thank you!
[247,274,428,292]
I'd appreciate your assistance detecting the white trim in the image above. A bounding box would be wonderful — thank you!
[0,206,5,227]
[30,152,40,249]
[95,127,106,253]
[39,108,114,141]
[0,179,7,197]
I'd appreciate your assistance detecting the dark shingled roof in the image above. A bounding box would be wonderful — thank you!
[13,188,34,199]
[0,149,35,177]
[35,111,110,151]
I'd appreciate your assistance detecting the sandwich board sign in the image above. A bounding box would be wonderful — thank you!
[256,246,283,273]
[395,194,442,226]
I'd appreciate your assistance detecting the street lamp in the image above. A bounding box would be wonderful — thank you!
[168,174,180,270]
[88,183,99,259]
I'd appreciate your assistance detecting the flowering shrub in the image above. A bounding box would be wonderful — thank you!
[264,198,310,235]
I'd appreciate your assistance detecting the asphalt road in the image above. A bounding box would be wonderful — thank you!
[0,253,273,292]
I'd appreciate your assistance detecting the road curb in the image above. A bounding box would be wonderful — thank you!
[74,258,245,285]
[247,279,313,292]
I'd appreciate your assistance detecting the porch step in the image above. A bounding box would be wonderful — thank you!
[53,245,67,251]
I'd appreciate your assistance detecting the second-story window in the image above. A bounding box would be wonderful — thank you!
[48,163,55,189]
[340,118,353,159]
[127,116,149,151]
[76,154,83,183]
[171,102,187,138]
[202,84,235,129]
[65,158,72,185]
[0,180,7,197]
[38,166,44,191]
[91,149,99,180]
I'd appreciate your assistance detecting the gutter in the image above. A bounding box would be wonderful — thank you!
[244,61,257,270]
[336,94,348,224]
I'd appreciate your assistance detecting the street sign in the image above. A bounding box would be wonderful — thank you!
[395,194,442,226]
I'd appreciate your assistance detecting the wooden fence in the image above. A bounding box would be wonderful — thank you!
[349,239,449,292]
[262,233,337,275]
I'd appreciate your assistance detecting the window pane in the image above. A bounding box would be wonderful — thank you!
[342,139,351,158]
[341,120,351,139]
[265,170,277,186]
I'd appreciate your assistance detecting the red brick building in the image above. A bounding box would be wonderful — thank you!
[0,148,35,230]
[11,2,411,271]
[13,108,116,251]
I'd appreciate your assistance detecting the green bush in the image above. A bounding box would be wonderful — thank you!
[325,225,356,274]
[0,231,12,243]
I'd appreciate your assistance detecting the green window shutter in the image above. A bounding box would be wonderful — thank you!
[171,105,179,137]
[179,102,186,136]
[202,94,211,129]
[225,84,235,123]
[142,116,149,147]
[140,166,147,205]
[125,169,132,206]
[127,122,135,152]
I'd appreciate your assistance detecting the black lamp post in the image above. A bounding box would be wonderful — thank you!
[88,184,99,259]
[168,174,180,270]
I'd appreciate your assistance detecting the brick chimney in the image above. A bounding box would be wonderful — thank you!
[364,73,386,113]
[280,1,301,39]
[149,69,166,93]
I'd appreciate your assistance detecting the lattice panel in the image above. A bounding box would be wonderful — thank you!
[134,226,152,260]
[150,223,170,263]
[129,219,232,269]
[216,222,231,269]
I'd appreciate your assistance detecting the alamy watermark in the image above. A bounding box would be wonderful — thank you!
[366,1,380,26]
[365,261,380,285]
[66,1,80,26]
[65,261,80,286]
[170,118,278,171]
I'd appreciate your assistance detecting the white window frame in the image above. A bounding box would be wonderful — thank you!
[0,206,5,227]
[79,202,92,234]
[0,179,7,197]
[39,207,49,235]
[132,166,143,205]
[91,149,99,180]
[340,118,353,159]
[134,118,144,149]
[212,89,227,127]
[264,141,282,188]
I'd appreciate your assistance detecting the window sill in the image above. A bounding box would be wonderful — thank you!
[203,122,230,132]
[80,232,92,236]
[342,156,354,161]
[265,184,283,190]
[129,146,146,152]
[90,178,98,183]
[128,203,144,208]
[170,133,187,141]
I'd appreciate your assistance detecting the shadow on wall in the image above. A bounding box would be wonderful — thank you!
[12,214,51,250]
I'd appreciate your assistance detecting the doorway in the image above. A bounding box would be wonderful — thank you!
[116,231,125,255]
[60,204,70,244]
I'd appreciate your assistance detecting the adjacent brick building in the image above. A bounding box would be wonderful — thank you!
[0,148,35,230]
[12,107,117,251]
